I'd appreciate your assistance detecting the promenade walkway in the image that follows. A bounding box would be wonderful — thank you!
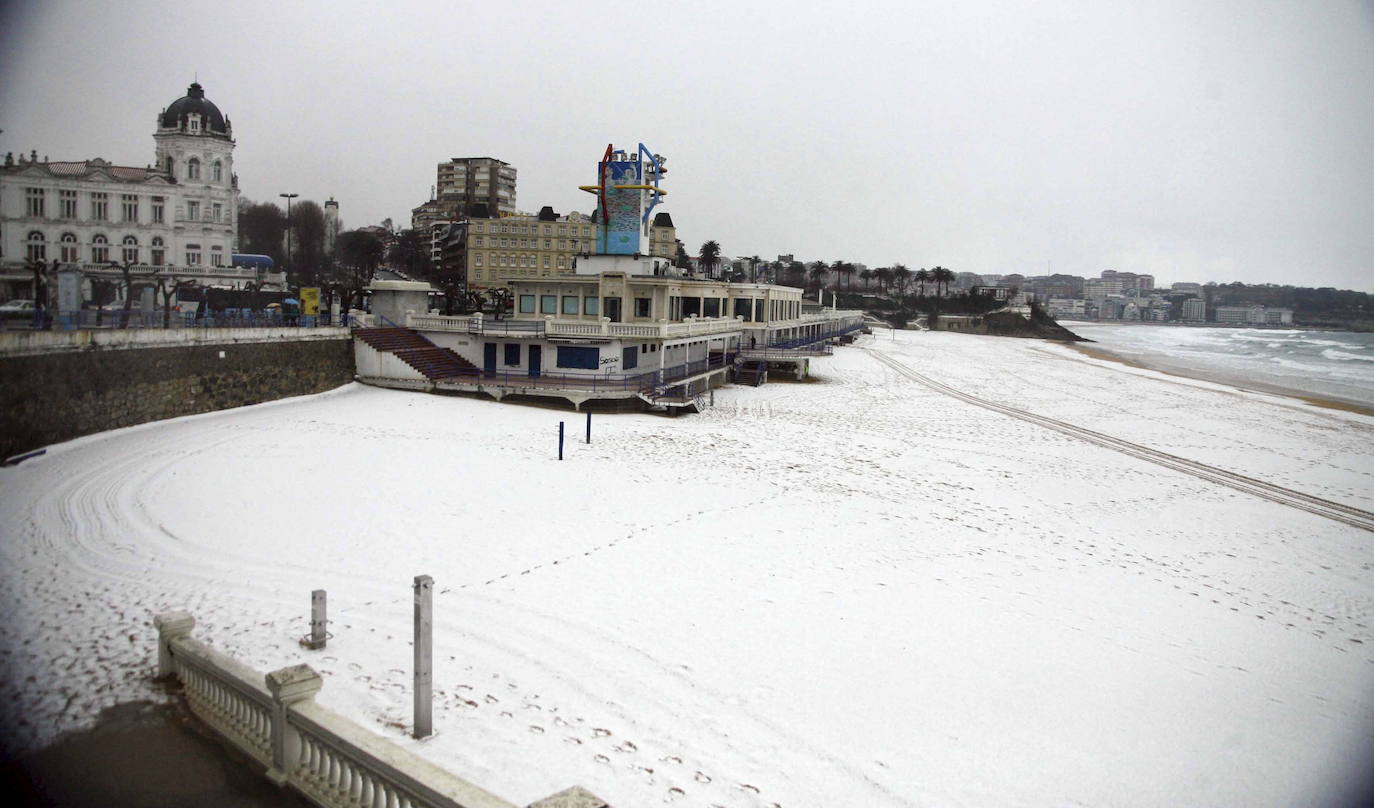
[2,698,310,807]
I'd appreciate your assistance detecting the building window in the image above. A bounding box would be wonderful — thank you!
[212,160,223,182]
[151,237,165,265]
[499,255,508,267]
[91,234,109,263]
[91,193,108,221]
[25,187,45,218]
[518,295,535,314]
[544,256,551,268]
[704,298,721,318]
[189,116,200,133]
[187,158,200,180]
[25,231,46,260]
[540,295,557,315]
[186,244,201,265]
[634,297,652,318]
[187,201,200,221]
[475,237,484,247]
[59,190,77,219]
[555,346,599,370]
[152,196,165,223]
[121,194,139,223]
[584,296,598,316]
[212,203,222,222]
[504,343,520,366]
[210,246,224,266]
[562,295,579,315]
[59,232,78,262]
[623,346,638,370]
[474,254,483,267]
[122,235,139,264]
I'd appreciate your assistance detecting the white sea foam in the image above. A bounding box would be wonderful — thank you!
[1072,325,1374,406]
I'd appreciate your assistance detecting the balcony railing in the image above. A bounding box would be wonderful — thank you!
[406,313,746,340]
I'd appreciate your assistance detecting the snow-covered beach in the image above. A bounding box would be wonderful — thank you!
[2,329,1372,807]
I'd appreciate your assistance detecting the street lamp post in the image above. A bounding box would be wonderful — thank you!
[279,192,298,286]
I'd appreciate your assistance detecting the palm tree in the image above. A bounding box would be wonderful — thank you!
[892,264,912,296]
[808,262,829,291]
[747,254,762,283]
[931,266,955,297]
[914,268,930,296]
[874,266,893,295]
[699,240,721,279]
[859,269,874,290]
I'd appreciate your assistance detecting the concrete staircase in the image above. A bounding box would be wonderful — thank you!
[354,327,477,381]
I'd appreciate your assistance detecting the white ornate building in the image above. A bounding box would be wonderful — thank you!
[0,82,274,302]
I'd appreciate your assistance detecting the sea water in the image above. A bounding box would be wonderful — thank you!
[1069,324,1374,408]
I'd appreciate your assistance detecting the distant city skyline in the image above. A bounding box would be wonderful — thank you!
[2,0,1370,291]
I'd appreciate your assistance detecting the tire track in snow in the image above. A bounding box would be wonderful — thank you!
[865,347,1374,533]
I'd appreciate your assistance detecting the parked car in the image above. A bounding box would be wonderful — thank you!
[0,299,36,318]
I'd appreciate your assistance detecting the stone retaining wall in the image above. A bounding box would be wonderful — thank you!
[0,329,354,459]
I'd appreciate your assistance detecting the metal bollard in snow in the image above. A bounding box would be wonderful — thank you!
[303,589,327,650]
[413,575,433,739]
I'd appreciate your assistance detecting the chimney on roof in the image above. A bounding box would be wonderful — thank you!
[31,150,37,162]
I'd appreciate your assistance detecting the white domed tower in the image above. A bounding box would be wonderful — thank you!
[153,82,238,267]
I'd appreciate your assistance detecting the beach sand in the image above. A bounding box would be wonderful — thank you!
[1,329,1371,808]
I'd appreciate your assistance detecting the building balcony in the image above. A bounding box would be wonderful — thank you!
[405,312,746,340]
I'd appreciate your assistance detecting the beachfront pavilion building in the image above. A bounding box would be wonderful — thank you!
[355,262,864,410]
[352,141,863,410]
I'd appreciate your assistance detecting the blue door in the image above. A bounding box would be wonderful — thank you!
[483,343,497,376]
[529,345,542,377]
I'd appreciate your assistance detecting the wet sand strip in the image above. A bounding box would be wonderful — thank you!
[1064,342,1374,418]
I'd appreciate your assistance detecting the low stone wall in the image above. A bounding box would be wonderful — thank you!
[0,328,354,460]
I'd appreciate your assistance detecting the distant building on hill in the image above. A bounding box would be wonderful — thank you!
[1101,269,1154,292]
[1215,305,1293,325]
[1182,298,1206,322]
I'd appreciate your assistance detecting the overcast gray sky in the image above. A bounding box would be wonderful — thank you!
[3,0,1371,290]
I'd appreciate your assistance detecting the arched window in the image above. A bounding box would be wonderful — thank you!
[91,234,109,264]
[122,235,139,264]
[165,156,173,174]
[26,231,46,261]
[187,158,200,180]
[60,232,79,263]
[212,160,223,182]
[150,237,165,266]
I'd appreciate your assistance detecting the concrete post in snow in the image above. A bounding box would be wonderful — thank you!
[306,589,327,650]
[153,611,195,679]
[413,574,433,739]
[265,664,322,785]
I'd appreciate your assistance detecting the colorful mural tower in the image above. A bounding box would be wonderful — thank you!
[578,143,667,256]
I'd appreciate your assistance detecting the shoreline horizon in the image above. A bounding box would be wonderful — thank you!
[1062,339,1374,418]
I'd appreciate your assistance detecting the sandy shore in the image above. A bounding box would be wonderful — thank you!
[1066,341,1374,417]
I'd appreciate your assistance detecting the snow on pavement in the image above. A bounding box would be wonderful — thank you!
[2,329,1372,807]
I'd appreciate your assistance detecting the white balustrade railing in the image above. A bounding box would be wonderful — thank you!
[154,612,600,808]
[403,312,746,340]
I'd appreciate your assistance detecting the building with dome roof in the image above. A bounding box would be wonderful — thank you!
[0,82,280,306]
